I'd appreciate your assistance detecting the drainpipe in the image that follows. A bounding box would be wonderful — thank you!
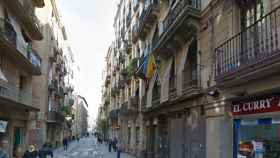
[208,2,215,88]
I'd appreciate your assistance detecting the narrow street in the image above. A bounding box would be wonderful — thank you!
[53,136,135,158]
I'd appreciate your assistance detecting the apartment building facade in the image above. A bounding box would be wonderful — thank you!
[32,0,75,148]
[105,0,144,156]
[0,0,43,157]
[100,0,280,158]
[71,95,89,138]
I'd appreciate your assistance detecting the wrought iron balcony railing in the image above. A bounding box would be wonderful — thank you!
[126,11,132,28]
[141,95,147,111]
[138,0,159,39]
[215,6,280,81]
[162,0,201,35]
[182,64,202,96]
[0,18,42,75]
[152,0,201,54]
[0,81,39,110]
[132,23,139,43]
[3,0,43,40]
[0,19,17,46]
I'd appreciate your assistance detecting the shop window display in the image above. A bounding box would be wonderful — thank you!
[234,119,280,158]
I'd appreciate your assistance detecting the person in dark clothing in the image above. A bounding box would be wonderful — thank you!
[23,145,38,158]
[76,135,80,142]
[113,138,118,152]
[38,143,53,158]
[116,141,122,158]
[62,138,68,151]
[108,139,112,152]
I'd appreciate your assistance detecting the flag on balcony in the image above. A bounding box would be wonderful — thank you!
[135,55,148,80]
[146,54,157,80]
[135,54,157,80]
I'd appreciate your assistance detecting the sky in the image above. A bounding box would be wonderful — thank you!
[57,0,118,126]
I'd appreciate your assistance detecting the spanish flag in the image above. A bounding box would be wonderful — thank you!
[135,54,157,80]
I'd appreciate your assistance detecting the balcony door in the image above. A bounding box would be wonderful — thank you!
[240,0,267,63]
[183,40,198,88]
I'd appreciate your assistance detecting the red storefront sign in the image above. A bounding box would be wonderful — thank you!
[232,96,280,115]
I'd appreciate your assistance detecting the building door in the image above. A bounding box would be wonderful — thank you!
[169,116,184,158]
[185,108,205,158]
[13,127,24,157]
[158,117,168,158]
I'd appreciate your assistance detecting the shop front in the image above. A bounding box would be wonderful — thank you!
[232,95,280,158]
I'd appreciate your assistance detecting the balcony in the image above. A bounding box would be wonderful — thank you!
[169,76,177,100]
[109,109,119,120]
[153,0,201,57]
[138,0,159,40]
[126,11,132,28]
[124,40,132,54]
[119,96,139,116]
[182,76,202,98]
[48,79,58,92]
[0,81,39,111]
[151,86,160,108]
[0,18,42,75]
[215,6,280,87]
[141,95,147,111]
[132,23,139,43]
[4,0,43,40]
[32,0,45,8]
[55,87,65,98]
[47,111,65,123]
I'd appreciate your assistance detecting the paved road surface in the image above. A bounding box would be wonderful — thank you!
[53,136,135,158]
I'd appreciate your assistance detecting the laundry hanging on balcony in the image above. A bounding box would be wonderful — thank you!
[135,54,157,80]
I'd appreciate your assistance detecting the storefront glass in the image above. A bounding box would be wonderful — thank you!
[234,118,280,158]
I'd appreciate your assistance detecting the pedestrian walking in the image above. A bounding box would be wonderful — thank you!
[76,135,79,142]
[0,143,8,158]
[113,137,118,152]
[62,137,68,151]
[108,139,112,152]
[116,141,122,158]
[23,145,38,158]
[38,143,53,158]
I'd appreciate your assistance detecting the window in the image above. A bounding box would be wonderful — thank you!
[169,58,176,91]
[234,118,280,158]
[136,127,140,145]
[128,127,131,145]
[241,0,267,28]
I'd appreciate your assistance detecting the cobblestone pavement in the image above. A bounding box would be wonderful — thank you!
[53,136,136,158]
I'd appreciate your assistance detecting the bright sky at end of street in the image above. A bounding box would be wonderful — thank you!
[58,0,118,126]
